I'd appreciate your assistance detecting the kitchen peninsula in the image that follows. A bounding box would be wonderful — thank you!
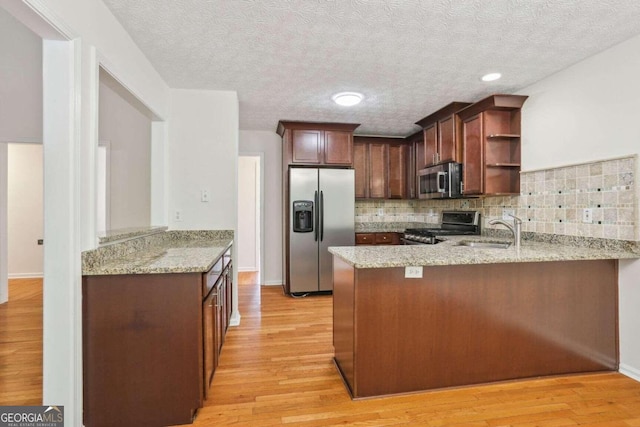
[330,236,639,399]
[82,229,233,426]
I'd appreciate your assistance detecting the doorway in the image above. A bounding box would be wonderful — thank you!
[237,155,263,285]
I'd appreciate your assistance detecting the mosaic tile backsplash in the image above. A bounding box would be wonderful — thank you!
[355,155,638,241]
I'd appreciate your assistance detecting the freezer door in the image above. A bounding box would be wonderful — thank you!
[318,169,355,292]
[289,168,320,293]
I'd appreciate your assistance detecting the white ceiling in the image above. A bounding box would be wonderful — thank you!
[102,0,640,136]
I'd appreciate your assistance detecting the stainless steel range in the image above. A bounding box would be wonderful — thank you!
[403,211,481,245]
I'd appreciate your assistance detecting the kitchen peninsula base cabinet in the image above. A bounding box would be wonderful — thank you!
[83,249,233,426]
[332,257,618,399]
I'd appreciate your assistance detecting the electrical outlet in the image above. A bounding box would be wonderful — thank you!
[377,208,384,216]
[405,266,423,278]
[502,208,515,220]
[201,189,210,202]
[582,208,593,223]
[174,210,183,222]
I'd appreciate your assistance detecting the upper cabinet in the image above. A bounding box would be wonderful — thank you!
[277,121,360,166]
[457,94,528,196]
[415,102,471,168]
[354,136,412,199]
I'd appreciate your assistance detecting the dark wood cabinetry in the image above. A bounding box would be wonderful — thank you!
[83,246,233,427]
[277,121,360,166]
[458,95,528,196]
[353,136,412,199]
[355,232,402,245]
[415,102,471,167]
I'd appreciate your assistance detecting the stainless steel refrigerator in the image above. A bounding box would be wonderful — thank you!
[289,168,355,294]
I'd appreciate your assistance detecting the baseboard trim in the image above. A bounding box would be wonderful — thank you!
[263,280,282,286]
[619,363,640,382]
[229,311,241,327]
[8,273,43,279]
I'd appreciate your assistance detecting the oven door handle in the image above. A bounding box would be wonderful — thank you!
[436,171,447,193]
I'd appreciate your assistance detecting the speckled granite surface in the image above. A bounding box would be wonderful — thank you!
[355,222,427,233]
[329,235,640,269]
[98,226,168,245]
[83,230,233,275]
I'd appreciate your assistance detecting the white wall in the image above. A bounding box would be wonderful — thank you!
[0,143,7,303]
[0,7,42,141]
[518,33,640,380]
[238,156,259,271]
[7,143,43,277]
[239,130,283,285]
[99,71,152,230]
[168,89,238,230]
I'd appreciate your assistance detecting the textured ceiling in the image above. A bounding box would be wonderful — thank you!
[102,0,640,136]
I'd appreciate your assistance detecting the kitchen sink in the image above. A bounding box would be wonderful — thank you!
[455,240,511,249]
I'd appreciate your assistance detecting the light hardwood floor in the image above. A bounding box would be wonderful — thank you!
[0,278,43,405]
[3,275,640,426]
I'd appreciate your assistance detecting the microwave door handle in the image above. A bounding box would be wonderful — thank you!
[437,171,447,193]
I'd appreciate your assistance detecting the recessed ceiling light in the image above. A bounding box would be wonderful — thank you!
[481,73,502,82]
[332,92,363,106]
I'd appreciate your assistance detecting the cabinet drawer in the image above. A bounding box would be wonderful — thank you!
[355,233,375,245]
[375,233,396,245]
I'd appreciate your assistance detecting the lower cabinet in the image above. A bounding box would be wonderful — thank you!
[83,246,233,427]
[356,232,402,245]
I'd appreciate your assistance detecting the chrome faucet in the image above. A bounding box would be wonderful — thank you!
[489,214,522,250]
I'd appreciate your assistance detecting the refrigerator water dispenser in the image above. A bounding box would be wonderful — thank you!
[292,201,313,232]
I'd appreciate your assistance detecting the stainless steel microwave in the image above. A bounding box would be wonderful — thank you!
[418,162,463,199]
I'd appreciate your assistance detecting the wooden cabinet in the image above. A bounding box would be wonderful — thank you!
[83,246,233,427]
[353,137,412,199]
[356,232,402,245]
[277,121,360,166]
[388,143,411,199]
[458,95,528,196]
[368,142,388,198]
[415,102,471,167]
[406,130,423,199]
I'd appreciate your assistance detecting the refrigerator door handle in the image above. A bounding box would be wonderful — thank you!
[314,190,319,242]
[320,190,324,241]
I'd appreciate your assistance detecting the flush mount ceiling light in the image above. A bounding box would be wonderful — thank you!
[481,72,502,82]
[332,92,363,106]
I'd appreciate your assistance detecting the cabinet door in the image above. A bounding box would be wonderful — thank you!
[291,130,322,164]
[368,143,388,199]
[203,289,217,398]
[353,142,368,198]
[225,264,232,330]
[423,123,437,166]
[462,114,483,195]
[216,283,225,355]
[324,130,353,165]
[388,144,408,199]
[438,115,458,163]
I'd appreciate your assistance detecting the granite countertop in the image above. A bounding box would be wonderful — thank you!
[329,235,640,269]
[83,230,233,275]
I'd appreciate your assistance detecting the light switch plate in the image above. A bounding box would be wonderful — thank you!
[201,189,210,202]
[582,208,593,223]
[405,266,423,278]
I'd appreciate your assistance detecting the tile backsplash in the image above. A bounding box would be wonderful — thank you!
[356,155,638,241]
